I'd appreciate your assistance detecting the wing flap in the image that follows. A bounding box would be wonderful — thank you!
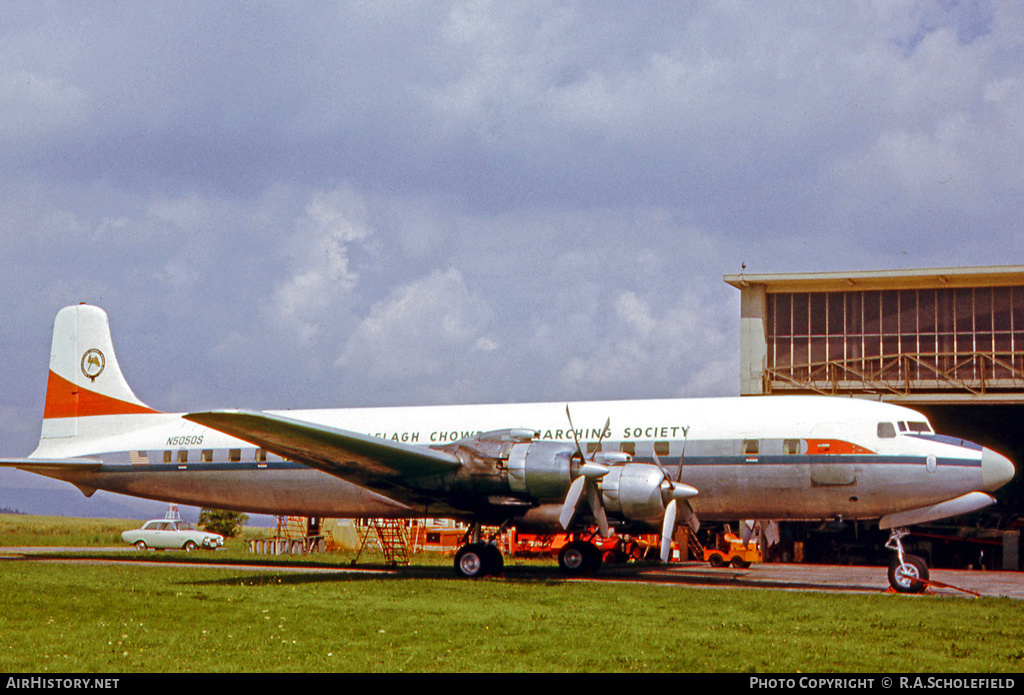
[184,410,461,486]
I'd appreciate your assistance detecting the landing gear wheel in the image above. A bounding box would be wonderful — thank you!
[888,553,929,594]
[454,544,485,578]
[558,541,602,576]
[454,543,502,579]
[481,544,504,576]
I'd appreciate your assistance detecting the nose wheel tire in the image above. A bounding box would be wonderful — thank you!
[888,553,929,594]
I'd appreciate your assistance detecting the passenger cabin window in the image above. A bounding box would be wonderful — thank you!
[620,442,636,456]
[586,442,601,454]
[177,450,188,464]
[783,439,801,455]
[743,439,759,455]
[163,451,172,464]
[256,448,267,462]
[201,449,213,463]
[655,441,671,456]
[877,422,897,439]
[228,449,241,462]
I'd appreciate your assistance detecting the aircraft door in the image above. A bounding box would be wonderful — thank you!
[809,422,856,486]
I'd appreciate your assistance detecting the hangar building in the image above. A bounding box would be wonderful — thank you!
[724,265,1023,569]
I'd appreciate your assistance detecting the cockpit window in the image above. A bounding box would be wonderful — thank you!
[877,422,897,439]
[905,421,933,434]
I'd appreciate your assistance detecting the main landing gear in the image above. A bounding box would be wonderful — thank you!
[557,539,603,575]
[453,522,506,579]
[885,527,930,594]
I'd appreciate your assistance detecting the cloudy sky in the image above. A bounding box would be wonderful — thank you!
[2,2,1023,515]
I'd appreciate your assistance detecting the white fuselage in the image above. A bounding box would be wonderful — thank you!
[28,395,1007,528]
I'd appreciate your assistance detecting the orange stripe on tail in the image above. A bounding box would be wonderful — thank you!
[43,370,159,419]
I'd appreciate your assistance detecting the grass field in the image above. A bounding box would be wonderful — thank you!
[3,514,1024,673]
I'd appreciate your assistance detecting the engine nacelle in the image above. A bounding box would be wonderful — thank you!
[601,463,667,524]
[507,441,577,501]
[508,442,670,526]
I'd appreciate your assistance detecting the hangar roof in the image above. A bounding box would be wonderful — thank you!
[723,265,1024,294]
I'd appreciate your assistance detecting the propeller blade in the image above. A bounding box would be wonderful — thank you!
[660,499,678,563]
[563,406,613,536]
[585,479,610,537]
[565,405,584,459]
[742,519,755,546]
[676,426,690,482]
[679,500,700,533]
[652,450,671,481]
[594,416,611,454]
[559,475,586,529]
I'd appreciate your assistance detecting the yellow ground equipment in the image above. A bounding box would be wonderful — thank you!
[704,532,762,568]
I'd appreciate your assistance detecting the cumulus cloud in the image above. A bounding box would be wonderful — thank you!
[558,289,735,399]
[336,267,495,382]
[2,0,1024,465]
[268,187,378,344]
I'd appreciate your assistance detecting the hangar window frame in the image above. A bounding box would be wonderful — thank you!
[766,285,1024,393]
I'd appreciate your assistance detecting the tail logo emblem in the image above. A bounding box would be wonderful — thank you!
[81,349,106,381]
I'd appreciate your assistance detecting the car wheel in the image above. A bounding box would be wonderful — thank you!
[183,540,198,552]
[134,540,147,551]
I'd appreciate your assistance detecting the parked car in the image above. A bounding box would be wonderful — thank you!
[122,519,224,551]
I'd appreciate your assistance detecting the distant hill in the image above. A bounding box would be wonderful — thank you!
[0,485,275,526]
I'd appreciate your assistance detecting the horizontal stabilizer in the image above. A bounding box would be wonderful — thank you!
[184,410,461,488]
[0,457,103,472]
[878,491,996,529]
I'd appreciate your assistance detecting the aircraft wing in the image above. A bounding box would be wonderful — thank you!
[184,410,462,497]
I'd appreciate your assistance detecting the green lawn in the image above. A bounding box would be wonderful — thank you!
[3,514,1024,673]
[2,560,1023,672]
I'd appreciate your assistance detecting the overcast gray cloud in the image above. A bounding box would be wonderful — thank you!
[2,1,1023,514]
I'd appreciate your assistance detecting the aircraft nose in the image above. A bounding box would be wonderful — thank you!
[981,447,1015,491]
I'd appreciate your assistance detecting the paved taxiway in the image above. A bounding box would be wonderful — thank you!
[3,547,1022,598]
[608,562,1024,598]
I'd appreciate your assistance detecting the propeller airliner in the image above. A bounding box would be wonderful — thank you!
[1,304,1016,591]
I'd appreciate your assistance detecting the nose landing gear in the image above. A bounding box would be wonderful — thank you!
[885,528,930,594]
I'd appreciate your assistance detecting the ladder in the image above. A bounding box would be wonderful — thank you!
[355,519,410,566]
[684,527,705,561]
[276,516,307,539]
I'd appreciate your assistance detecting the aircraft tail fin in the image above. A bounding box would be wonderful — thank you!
[38,304,160,443]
